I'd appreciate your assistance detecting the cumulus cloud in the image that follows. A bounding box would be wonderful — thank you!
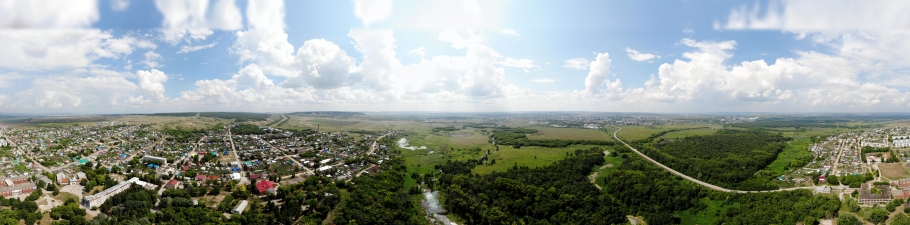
[178,64,318,108]
[246,0,285,30]
[0,30,154,71]
[142,51,162,68]
[501,29,519,36]
[625,48,660,62]
[582,53,616,94]
[562,58,590,70]
[353,0,392,27]
[9,67,140,109]
[0,0,99,29]
[295,39,361,89]
[154,0,243,44]
[136,69,169,102]
[177,41,217,53]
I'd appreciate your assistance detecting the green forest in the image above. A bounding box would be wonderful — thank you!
[439,148,627,224]
[491,128,614,147]
[639,129,791,190]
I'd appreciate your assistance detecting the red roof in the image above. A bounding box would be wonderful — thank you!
[208,175,220,180]
[167,180,179,185]
[249,174,259,179]
[255,180,276,194]
[195,175,207,181]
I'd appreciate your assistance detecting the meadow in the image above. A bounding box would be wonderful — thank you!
[525,127,610,140]
[615,124,722,141]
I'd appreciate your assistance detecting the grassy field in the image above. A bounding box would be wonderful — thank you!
[472,145,604,174]
[616,124,722,141]
[678,198,733,225]
[763,137,814,176]
[594,150,624,187]
[880,163,910,180]
[526,127,611,140]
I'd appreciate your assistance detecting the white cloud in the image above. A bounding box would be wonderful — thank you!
[683,28,694,33]
[409,47,426,58]
[177,41,217,54]
[721,0,910,32]
[0,30,154,71]
[9,67,140,109]
[178,64,319,108]
[625,48,660,62]
[497,57,536,69]
[295,39,361,89]
[353,0,392,27]
[232,29,296,67]
[0,72,27,88]
[142,51,162,68]
[246,0,285,30]
[349,29,400,91]
[154,0,243,44]
[582,53,615,94]
[531,78,555,83]
[0,0,99,29]
[501,29,519,36]
[110,0,130,11]
[0,94,7,106]
[136,69,169,102]
[562,58,590,70]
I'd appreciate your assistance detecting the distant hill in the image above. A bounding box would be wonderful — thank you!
[289,111,365,117]
[145,112,270,122]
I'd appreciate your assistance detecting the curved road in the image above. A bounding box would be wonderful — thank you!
[611,126,820,193]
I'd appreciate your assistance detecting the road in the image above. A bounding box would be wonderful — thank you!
[353,132,392,178]
[612,126,819,193]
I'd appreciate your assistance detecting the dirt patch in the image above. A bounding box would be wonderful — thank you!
[599,164,614,170]
[880,163,910,179]
[588,172,602,190]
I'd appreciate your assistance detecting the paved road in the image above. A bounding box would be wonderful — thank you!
[612,126,819,193]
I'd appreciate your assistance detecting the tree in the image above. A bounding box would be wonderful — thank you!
[847,198,861,212]
[837,214,861,225]
[894,213,910,225]
[865,208,890,224]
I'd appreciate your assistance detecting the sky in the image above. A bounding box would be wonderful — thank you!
[0,0,909,114]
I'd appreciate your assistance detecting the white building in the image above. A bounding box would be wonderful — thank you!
[82,177,155,208]
[896,139,910,148]
[232,200,248,214]
[230,173,242,181]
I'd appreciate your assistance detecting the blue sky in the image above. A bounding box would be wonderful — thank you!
[0,0,909,113]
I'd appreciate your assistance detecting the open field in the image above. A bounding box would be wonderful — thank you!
[763,137,814,176]
[526,127,610,140]
[880,163,910,180]
[616,124,722,141]
[472,145,604,174]
[594,151,623,187]
[659,128,719,139]
[678,197,732,225]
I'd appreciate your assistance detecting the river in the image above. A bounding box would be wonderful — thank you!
[422,191,457,225]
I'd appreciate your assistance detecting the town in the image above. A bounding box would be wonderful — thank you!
[0,121,392,218]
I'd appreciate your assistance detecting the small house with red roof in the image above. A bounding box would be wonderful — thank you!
[195,175,207,181]
[255,180,278,195]
[164,180,180,189]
